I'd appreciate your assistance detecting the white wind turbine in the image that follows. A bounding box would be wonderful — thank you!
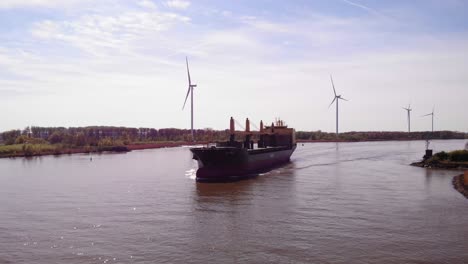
[422,106,435,133]
[328,75,348,137]
[402,104,412,133]
[182,57,197,141]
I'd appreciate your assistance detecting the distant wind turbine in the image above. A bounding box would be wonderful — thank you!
[422,106,435,133]
[328,75,348,137]
[402,104,412,133]
[182,57,197,141]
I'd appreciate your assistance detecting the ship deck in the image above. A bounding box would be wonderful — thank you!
[247,146,291,154]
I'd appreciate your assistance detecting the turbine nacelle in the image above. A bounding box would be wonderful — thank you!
[337,95,348,101]
[403,104,412,112]
[422,106,435,117]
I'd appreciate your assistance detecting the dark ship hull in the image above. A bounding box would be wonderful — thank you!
[191,145,296,182]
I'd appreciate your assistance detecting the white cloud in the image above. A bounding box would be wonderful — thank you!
[138,0,157,9]
[31,10,190,56]
[0,0,91,9]
[166,0,190,10]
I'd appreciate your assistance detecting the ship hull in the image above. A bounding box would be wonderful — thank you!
[190,146,296,182]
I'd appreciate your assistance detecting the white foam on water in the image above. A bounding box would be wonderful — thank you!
[185,168,197,180]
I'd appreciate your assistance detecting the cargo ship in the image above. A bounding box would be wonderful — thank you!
[190,117,296,182]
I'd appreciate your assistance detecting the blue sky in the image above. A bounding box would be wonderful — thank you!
[0,0,467,132]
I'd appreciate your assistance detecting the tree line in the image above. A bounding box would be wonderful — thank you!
[295,130,467,141]
[0,126,466,146]
[0,126,230,146]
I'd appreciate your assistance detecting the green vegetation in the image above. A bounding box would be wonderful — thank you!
[0,144,58,157]
[0,126,220,158]
[412,149,468,169]
[0,126,228,146]
[295,130,467,141]
[433,150,468,162]
[0,142,129,158]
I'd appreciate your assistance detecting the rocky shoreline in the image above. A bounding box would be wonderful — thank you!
[411,160,468,170]
[453,173,468,199]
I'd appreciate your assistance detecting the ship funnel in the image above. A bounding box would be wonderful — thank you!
[245,118,250,133]
[260,120,264,132]
[230,117,235,134]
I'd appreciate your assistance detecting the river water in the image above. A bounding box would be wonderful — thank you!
[1,140,467,264]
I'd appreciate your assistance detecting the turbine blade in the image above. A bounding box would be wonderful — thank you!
[182,86,191,110]
[186,56,191,86]
[328,97,337,108]
[339,97,349,101]
[330,75,337,96]
[422,113,432,117]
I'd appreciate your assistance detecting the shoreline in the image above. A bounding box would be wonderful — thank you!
[0,141,208,159]
[453,174,468,199]
[0,138,465,159]
[298,138,466,143]
[410,160,468,170]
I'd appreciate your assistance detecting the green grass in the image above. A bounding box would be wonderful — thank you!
[433,150,468,162]
[0,143,131,158]
[0,144,59,157]
[0,144,24,155]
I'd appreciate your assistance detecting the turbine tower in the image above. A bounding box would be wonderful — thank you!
[328,75,348,137]
[402,104,412,133]
[422,106,435,133]
[182,57,197,141]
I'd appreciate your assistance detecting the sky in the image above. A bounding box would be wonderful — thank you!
[0,0,467,133]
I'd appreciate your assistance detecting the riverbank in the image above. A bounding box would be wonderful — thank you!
[453,173,468,199]
[0,139,415,159]
[297,139,425,143]
[0,141,208,159]
[411,160,468,170]
[1,140,466,159]
[410,149,468,170]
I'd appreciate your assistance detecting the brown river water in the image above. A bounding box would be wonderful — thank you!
[1,140,468,264]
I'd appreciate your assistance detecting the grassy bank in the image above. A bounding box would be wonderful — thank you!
[0,141,206,158]
[0,144,57,158]
[0,144,130,158]
[411,150,468,169]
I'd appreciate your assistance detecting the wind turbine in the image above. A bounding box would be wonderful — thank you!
[422,106,435,133]
[328,75,348,137]
[402,104,412,133]
[182,57,197,141]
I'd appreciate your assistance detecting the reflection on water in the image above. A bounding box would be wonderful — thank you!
[0,140,467,263]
